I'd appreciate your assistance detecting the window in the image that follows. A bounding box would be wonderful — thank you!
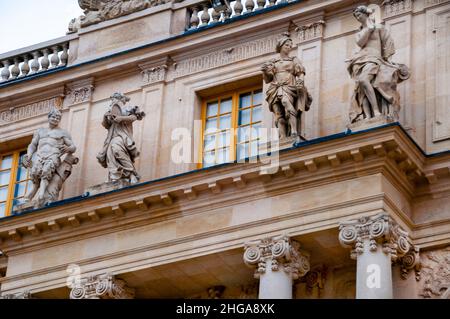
[0,150,32,217]
[200,87,263,168]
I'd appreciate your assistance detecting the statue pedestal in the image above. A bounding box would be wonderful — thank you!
[347,115,395,133]
[259,135,303,155]
[14,200,44,213]
[85,180,132,196]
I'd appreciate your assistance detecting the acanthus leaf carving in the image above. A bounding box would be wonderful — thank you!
[419,247,450,299]
[244,235,310,280]
[70,273,135,299]
[339,213,412,261]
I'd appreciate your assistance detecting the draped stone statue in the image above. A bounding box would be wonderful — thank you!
[261,32,312,142]
[21,109,78,208]
[347,5,410,126]
[97,93,145,185]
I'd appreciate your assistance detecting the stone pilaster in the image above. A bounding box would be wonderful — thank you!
[339,213,412,299]
[244,235,310,299]
[70,273,135,299]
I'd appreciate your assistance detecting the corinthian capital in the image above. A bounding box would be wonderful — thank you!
[339,213,411,261]
[244,235,310,280]
[70,273,135,299]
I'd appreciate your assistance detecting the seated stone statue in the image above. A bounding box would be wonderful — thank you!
[347,5,410,124]
[97,93,145,185]
[22,109,78,207]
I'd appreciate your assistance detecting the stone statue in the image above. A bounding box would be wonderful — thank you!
[261,32,312,142]
[69,0,172,32]
[347,5,410,125]
[97,93,145,185]
[21,109,78,207]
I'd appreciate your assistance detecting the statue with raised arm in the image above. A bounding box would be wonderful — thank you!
[347,5,410,125]
[97,93,145,185]
[261,32,312,142]
[22,109,78,207]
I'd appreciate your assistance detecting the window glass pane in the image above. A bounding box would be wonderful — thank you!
[219,114,232,130]
[239,92,252,109]
[0,203,5,218]
[217,131,231,148]
[238,126,251,143]
[16,165,28,182]
[239,109,251,126]
[1,155,13,170]
[0,171,11,186]
[220,98,232,114]
[216,148,229,164]
[14,182,27,198]
[250,140,259,157]
[203,134,216,151]
[252,106,262,123]
[206,101,218,117]
[0,186,8,202]
[203,151,215,167]
[253,90,263,105]
[237,143,249,161]
[205,118,217,131]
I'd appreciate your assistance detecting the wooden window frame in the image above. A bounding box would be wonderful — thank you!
[0,149,28,217]
[199,85,263,168]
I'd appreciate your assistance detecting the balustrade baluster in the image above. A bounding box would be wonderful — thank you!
[60,43,69,66]
[245,0,255,13]
[41,49,50,71]
[211,8,221,22]
[20,55,30,77]
[200,4,211,26]
[223,7,232,20]
[190,6,200,29]
[268,0,276,6]
[1,60,11,81]
[30,51,40,74]
[234,0,244,15]
[11,58,20,79]
[50,46,60,68]
[256,0,266,10]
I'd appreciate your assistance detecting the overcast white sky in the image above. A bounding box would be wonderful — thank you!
[0,0,83,54]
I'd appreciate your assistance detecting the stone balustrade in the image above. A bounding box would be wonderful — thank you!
[187,0,295,30]
[0,38,72,83]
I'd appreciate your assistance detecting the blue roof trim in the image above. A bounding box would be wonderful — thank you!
[3,122,448,221]
[0,0,304,89]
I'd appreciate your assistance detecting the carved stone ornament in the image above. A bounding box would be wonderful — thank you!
[347,5,410,126]
[244,235,310,280]
[0,291,31,299]
[66,79,94,105]
[339,213,412,261]
[419,247,450,299]
[398,246,421,281]
[16,109,78,210]
[0,96,63,126]
[382,0,414,18]
[68,0,172,32]
[70,273,135,299]
[261,32,313,142]
[96,93,145,184]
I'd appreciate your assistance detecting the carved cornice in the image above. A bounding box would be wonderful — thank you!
[424,0,450,8]
[419,247,450,299]
[382,0,414,18]
[244,235,310,280]
[339,213,412,261]
[70,273,135,299]
[0,125,448,254]
[0,96,63,126]
[65,78,94,105]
